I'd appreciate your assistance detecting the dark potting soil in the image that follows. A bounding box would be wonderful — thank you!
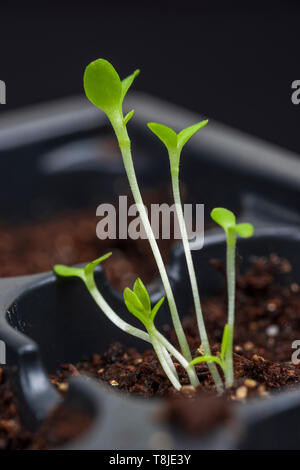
[0,368,91,450]
[50,255,300,435]
[0,189,175,290]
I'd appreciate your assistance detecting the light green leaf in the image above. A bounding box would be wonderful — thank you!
[84,252,112,277]
[147,122,178,151]
[124,287,148,326]
[121,69,140,102]
[177,120,208,151]
[211,207,236,231]
[54,264,84,280]
[221,324,230,362]
[83,59,122,116]
[133,278,151,312]
[150,296,165,322]
[188,355,223,369]
[124,109,135,126]
[123,288,144,314]
[234,223,254,238]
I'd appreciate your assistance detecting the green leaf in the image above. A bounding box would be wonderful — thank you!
[211,207,236,231]
[147,122,178,151]
[124,109,135,125]
[54,264,84,280]
[177,120,208,151]
[123,288,144,313]
[234,223,254,238]
[150,296,165,322]
[84,252,112,277]
[121,69,140,102]
[188,355,223,369]
[133,278,151,312]
[221,324,230,362]
[83,59,122,116]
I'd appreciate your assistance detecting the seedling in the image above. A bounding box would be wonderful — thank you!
[54,59,255,394]
[84,59,198,387]
[147,122,223,393]
[188,324,232,383]
[211,208,254,387]
[54,257,191,391]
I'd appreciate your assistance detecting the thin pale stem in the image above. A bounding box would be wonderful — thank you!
[225,231,236,388]
[171,166,223,393]
[151,335,181,390]
[111,115,199,387]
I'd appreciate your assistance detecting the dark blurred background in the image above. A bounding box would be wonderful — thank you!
[0,0,299,153]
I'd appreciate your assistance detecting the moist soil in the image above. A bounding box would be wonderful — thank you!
[0,189,175,290]
[0,367,91,450]
[50,254,300,435]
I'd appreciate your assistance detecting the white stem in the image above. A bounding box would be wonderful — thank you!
[171,168,223,393]
[225,232,236,388]
[151,335,181,390]
[161,345,179,380]
[153,330,190,369]
[112,118,199,387]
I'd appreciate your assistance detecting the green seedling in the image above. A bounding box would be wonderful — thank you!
[84,59,198,387]
[54,256,191,391]
[123,278,191,390]
[147,121,223,393]
[188,324,232,383]
[211,208,254,387]
[54,254,149,343]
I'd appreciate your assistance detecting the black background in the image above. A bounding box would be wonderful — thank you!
[0,0,299,154]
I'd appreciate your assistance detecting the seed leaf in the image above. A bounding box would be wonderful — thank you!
[210,207,236,230]
[54,264,85,280]
[221,324,230,362]
[188,355,223,369]
[147,122,178,151]
[150,296,165,322]
[124,287,149,326]
[234,223,254,238]
[124,109,135,125]
[84,252,112,277]
[121,69,140,102]
[133,278,151,312]
[177,120,208,151]
[83,59,122,116]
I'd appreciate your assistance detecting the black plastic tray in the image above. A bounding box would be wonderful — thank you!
[1,93,300,449]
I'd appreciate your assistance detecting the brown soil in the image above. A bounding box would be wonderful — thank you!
[0,367,91,450]
[0,189,174,290]
[49,255,300,435]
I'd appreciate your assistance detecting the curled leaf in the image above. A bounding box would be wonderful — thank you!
[177,120,208,151]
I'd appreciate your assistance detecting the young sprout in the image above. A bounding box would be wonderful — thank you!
[124,278,190,390]
[211,208,254,387]
[147,122,223,394]
[54,254,150,344]
[84,59,199,387]
[188,324,232,383]
[54,257,191,391]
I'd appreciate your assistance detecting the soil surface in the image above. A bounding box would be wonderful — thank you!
[50,255,300,435]
[0,189,174,290]
[0,367,91,450]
